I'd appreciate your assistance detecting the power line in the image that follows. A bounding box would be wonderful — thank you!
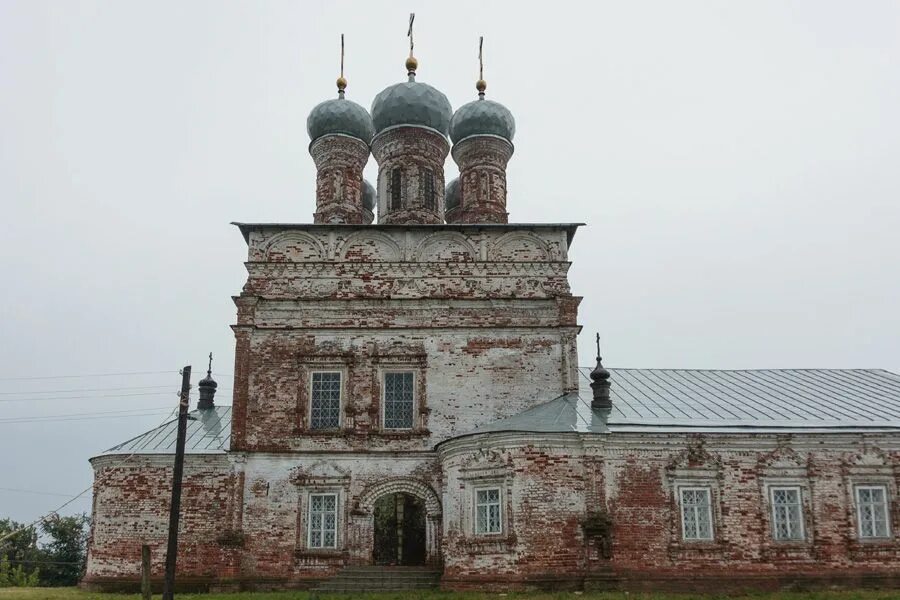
[0,406,176,423]
[0,390,231,403]
[0,411,177,425]
[0,385,176,396]
[0,487,86,498]
[0,370,178,382]
[0,397,188,545]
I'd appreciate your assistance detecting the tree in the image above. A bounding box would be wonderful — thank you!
[38,514,90,587]
[0,519,40,587]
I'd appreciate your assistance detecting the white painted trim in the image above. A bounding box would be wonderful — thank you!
[855,484,892,539]
[678,486,714,541]
[473,486,503,536]
[307,491,340,549]
[769,485,805,541]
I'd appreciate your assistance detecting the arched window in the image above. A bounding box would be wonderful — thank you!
[391,168,402,210]
[422,169,435,211]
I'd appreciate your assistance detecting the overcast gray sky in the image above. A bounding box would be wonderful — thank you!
[1,1,898,524]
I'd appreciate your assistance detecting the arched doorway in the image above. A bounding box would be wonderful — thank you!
[373,492,426,565]
[353,478,442,566]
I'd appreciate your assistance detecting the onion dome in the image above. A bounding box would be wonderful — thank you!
[449,82,515,144]
[445,178,460,210]
[307,78,375,145]
[197,353,218,410]
[362,179,376,211]
[371,57,452,136]
[589,334,612,410]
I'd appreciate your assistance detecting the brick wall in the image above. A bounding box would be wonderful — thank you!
[83,454,240,590]
[438,431,900,591]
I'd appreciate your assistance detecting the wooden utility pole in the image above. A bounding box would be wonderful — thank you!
[162,366,191,600]
[141,544,151,600]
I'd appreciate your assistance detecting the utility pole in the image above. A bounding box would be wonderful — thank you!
[162,365,191,600]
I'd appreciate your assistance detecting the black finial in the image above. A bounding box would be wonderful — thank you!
[197,352,217,410]
[590,333,611,409]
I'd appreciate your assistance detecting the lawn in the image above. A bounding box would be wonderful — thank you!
[1,589,900,600]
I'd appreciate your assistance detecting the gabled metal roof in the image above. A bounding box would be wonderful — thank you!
[100,406,231,456]
[452,369,900,440]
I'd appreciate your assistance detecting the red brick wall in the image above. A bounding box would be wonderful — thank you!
[83,455,240,590]
[439,432,900,591]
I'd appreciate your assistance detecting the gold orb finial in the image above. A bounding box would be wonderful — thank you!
[476,79,487,93]
[337,76,347,91]
[406,56,418,73]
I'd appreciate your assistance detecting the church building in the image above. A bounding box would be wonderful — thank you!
[84,35,900,593]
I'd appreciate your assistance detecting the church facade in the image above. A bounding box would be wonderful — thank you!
[84,45,900,592]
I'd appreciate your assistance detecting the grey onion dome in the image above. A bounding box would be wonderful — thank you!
[371,81,453,136]
[362,179,376,211]
[307,96,375,145]
[445,178,460,210]
[449,98,515,144]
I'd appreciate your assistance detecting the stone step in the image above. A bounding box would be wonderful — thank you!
[311,565,442,593]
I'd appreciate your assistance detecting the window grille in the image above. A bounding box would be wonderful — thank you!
[383,371,414,429]
[308,493,338,548]
[391,168,402,210]
[476,488,502,534]
[310,371,341,429]
[770,487,804,541]
[680,487,713,541]
[423,168,435,210]
[856,486,891,539]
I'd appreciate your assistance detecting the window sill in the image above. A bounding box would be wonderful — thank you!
[848,539,899,560]
[293,428,430,438]
[760,541,815,561]
[667,540,728,560]
[459,533,517,555]
[294,548,346,560]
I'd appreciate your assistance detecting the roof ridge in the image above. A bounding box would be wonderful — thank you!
[579,367,897,374]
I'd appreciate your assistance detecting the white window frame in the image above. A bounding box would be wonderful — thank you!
[855,485,891,540]
[309,370,342,430]
[474,487,503,536]
[307,492,339,549]
[381,370,416,430]
[679,486,714,542]
[770,486,805,541]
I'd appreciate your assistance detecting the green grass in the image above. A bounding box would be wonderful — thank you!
[1,589,900,600]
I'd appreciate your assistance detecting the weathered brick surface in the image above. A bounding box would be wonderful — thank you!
[371,127,449,225]
[438,432,900,590]
[449,135,513,224]
[83,455,241,590]
[85,220,900,592]
[308,134,370,224]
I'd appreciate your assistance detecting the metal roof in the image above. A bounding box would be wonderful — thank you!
[452,369,900,440]
[99,369,900,455]
[101,406,231,456]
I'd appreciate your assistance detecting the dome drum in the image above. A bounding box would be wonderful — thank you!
[449,134,514,224]
[371,125,450,225]
[309,134,371,224]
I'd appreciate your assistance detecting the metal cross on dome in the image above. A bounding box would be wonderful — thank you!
[407,13,415,57]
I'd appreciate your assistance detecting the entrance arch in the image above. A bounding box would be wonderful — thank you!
[354,478,442,566]
[373,492,426,565]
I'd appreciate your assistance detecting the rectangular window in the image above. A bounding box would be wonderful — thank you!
[422,168,435,210]
[770,487,804,541]
[475,488,502,535]
[856,485,891,539]
[308,493,338,549]
[383,371,415,429]
[310,371,341,430]
[680,487,713,541]
[391,168,402,210]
